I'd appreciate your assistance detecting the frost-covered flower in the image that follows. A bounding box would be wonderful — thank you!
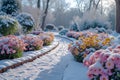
[105,61,114,69]
[0,35,26,59]
[100,75,109,80]
[21,35,43,51]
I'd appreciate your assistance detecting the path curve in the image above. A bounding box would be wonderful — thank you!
[0,36,73,80]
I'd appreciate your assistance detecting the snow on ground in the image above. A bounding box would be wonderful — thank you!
[63,60,89,80]
[0,37,73,80]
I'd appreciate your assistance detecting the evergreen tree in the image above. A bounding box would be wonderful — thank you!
[1,0,21,16]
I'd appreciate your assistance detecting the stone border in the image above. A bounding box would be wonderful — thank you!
[0,41,59,73]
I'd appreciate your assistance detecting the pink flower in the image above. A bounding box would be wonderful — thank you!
[107,69,112,76]
[83,60,90,67]
[1,50,4,54]
[113,49,120,53]
[94,50,102,58]
[116,63,120,69]
[100,75,109,80]
[12,50,16,54]
[88,74,94,79]
[105,60,114,69]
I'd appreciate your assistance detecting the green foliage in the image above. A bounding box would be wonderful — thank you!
[69,23,79,32]
[0,51,22,60]
[45,24,57,31]
[1,0,21,16]
[16,13,35,34]
[0,16,19,36]
[58,26,64,31]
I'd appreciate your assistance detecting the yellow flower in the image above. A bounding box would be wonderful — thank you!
[102,38,111,45]
[80,44,86,50]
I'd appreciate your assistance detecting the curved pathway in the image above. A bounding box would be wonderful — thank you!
[0,37,73,80]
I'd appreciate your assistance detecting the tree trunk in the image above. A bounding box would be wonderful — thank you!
[115,0,120,33]
[36,0,41,30]
[37,0,40,9]
[88,0,93,10]
[41,0,50,30]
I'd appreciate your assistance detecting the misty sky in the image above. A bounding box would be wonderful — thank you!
[66,0,115,8]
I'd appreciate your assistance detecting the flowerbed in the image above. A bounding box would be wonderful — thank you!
[68,32,113,62]
[66,31,81,39]
[0,35,26,59]
[0,32,54,60]
[86,46,120,80]
[38,32,54,46]
[21,35,43,51]
[67,31,120,80]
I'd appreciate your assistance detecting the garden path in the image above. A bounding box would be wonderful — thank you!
[0,37,73,80]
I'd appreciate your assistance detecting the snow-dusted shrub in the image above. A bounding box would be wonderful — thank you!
[69,23,79,32]
[87,46,120,80]
[88,27,107,33]
[45,32,54,41]
[58,26,64,31]
[79,10,111,31]
[38,33,54,46]
[0,11,7,16]
[59,29,68,35]
[21,35,43,51]
[0,35,25,60]
[1,0,21,16]
[0,16,19,36]
[68,32,112,62]
[16,13,35,34]
[45,24,57,31]
[66,31,81,39]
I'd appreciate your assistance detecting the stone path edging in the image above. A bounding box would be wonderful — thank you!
[0,41,59,73]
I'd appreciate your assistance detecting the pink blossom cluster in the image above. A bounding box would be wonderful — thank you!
[66,31,80,39]
[38,33,54,45]
[66,31,109,40]
[22,35,43,51]
[0,35,26,55]
[85,45,120,80]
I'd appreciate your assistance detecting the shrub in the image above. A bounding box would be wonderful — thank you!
[59,29,68,35]
[69,23,79,32]
[0,16,19,36]
[16,13,35,34]
[0,11,7,16]
[80,10,111,31]
[1,0,21,16]
[22,35,43,51]
[45,24,57,31]
[58,26,64,31]
[66,31,81,39]
[45,32,54,41]
[38,33,54,46]
[87,46,120,80]
[0,35,25,60]
[68,32,113,62]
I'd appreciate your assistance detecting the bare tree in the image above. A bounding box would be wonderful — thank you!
[115,0,120,33]
[41,0,50,30]
[88,0,94,10]
[88,0,101,10]
[36,0,41,30]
